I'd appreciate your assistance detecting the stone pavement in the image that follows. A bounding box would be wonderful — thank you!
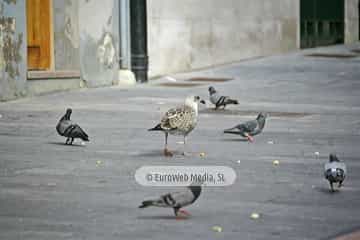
[0,43,360,240]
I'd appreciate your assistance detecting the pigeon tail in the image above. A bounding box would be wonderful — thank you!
[148,124,163,131]
[139,200,155,208]
[225,99,239,105]
[247,135,254,142]
[82,136,90,142]
[224,127,241,134]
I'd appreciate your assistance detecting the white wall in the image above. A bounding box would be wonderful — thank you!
[147,0,299,77]
[78,0,119,87]
[345,0,359,44]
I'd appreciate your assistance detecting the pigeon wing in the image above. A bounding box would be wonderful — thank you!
[169,188,195,207]
[56,119,73,136]
[209,93,220,105]
[63,123,89,141]
[236,120,258,133]
[214,95,228,107]
[156,189,194,208]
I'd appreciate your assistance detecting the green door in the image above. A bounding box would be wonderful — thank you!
[301,0,344,48]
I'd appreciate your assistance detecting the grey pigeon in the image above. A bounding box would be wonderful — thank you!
[324,154,346,192]
[224,113,267,142]
[139,184,202,218]
[56,108,89,145]
[149,96,205,157]
[208,86,238,110]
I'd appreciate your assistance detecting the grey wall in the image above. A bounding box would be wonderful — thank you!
[0,0,122,101]
[0,0,27,101]
[147,0,300,77]
[345,0,359,43]
[78,0,120,87]
[53,0,80,71]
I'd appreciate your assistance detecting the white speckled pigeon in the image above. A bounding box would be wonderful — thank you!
[208,86,238,110]
[324,154,346,192]
[224,113,267,142]
[139,184,202,218]
[149,96,205,157]
[56,108,89,145]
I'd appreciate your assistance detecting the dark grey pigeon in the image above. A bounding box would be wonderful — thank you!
[324,154,346,192]
[139,184,202,218]
[208,86,239,110]
[224,113,267,142]
[56,108,89,145]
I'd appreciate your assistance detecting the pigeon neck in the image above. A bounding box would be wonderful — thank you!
[258,118,266,129]
[189,185,202,202]
[329,155,339,162]
[211,92,218,98]
[62,112,71,121]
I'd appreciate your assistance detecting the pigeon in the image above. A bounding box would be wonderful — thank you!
[149,96,205,157]
[324,153,346,192]
[224,112,267,142]
[139,183,202,218]
[56,108,89,145]
[208,86,239,110]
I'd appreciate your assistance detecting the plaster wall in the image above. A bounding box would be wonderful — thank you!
[345,0,359,43]
[78,0,120,87]
[0,0,27,101]
[147,0,300,77]
[53,0,80,71]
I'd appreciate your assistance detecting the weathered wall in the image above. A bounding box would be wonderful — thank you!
[78,0,119,87]
[0,0,27,101]
[345,0,359,43]
[53,0,80,70]
[147,0,299,77]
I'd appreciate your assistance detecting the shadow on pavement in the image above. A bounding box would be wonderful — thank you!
[221,138,249,142]
[314,186,342,195]
[46,141,86,147]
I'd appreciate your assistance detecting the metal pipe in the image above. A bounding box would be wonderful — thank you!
[130,0,148,83]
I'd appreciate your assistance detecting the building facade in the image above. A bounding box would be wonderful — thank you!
[0,0,359,101]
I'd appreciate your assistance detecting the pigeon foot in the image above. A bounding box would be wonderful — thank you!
[175,209,191,220]
[179,209,191,216]
[247,135,254,143]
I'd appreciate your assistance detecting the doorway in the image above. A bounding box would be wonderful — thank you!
[26,0,52,70]
[300,0,345,48]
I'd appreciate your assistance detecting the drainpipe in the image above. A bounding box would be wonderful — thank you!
[119,0,131,69]
[130,0,148,83]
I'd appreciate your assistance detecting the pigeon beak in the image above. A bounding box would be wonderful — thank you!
[200,100,206,104]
